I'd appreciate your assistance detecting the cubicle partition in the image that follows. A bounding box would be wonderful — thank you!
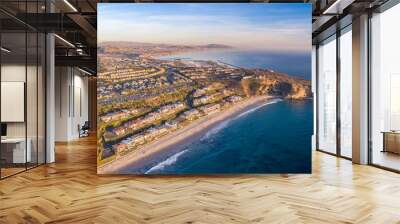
[0,1,46,179]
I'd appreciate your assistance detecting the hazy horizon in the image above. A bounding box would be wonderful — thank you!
[98,41,233,47]
[98,3,311,53]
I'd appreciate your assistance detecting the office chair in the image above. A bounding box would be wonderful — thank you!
[79,121,90,138]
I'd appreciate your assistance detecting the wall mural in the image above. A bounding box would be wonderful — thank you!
[97,3,313,174]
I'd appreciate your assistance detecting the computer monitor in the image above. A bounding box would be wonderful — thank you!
[1,123,7,137]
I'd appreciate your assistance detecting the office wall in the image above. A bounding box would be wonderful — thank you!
[54,67,88,141]
[55,67,70,141]
[75,72,89,128]
[88,77,97,133]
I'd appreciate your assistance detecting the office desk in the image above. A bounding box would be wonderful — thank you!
[1,138,31,164]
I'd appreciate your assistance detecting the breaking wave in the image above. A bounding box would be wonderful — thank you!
[145,149,188,174]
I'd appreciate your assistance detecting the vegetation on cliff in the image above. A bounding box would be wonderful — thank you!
[240,69,311,99]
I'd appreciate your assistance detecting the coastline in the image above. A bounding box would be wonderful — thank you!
[98,95,275,174]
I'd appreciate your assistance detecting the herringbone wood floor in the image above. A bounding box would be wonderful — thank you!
[1,136,400,224]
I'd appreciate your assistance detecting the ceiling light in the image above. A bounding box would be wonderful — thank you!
[322,0,354,15]
[1,47,11,53]
[76,48,85,55]
[54,34,75,48]
[63,0,78,12]
[78,67,93,76]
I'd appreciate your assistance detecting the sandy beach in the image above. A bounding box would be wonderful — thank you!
[98,95,275,174]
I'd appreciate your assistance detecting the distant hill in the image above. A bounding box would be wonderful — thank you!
[98,41,233,56]
[99,41,170,47]
[98,41,232,49]
[202,44,232,49]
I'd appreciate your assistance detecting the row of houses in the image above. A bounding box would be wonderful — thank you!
[192,83,222,97]
[157,102,186,115]
[180,66,236,77]
[111,102,186,136]
[113,120,179,157]
[198,103,221,115]
[226,95,243,103]
[180,109,201,121]
[101,68,157,80]
[192,86,235,107]
[193,92,222,106]
[100,108,139,123]
[185,73,208,80]
[181,95,241,122]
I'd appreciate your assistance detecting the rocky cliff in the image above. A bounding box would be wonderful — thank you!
[240,69,311,99]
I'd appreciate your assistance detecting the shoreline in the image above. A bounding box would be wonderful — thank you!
[98,95,276,174]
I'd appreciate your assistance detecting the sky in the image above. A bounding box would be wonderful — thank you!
[98,3,311,53]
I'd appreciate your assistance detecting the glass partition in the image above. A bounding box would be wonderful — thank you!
[339,26,352,158]
[317,35,337,154]
[27,31,38,169]
[0,1,46,179]
[0,31,28,177]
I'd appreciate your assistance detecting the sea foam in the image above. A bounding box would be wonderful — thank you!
[237,98,282,119]
[145,149,188,174]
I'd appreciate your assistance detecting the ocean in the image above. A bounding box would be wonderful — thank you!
[118,99,313,174]
[158,49,311,80]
